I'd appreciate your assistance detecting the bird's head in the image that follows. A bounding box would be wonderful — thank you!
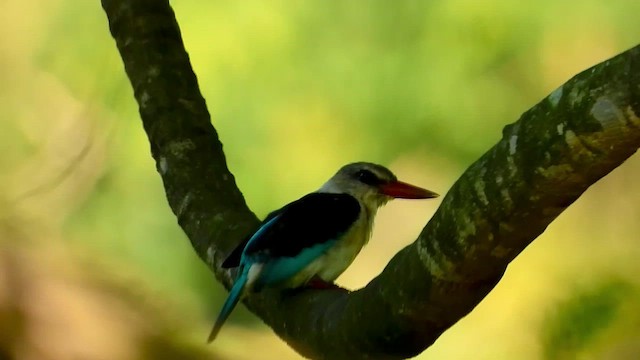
[319,162,439,209]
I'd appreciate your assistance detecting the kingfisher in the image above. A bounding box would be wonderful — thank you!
[208,162,438,342]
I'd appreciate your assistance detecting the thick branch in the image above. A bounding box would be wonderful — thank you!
[102,1,640,359]
[101,0,259,262]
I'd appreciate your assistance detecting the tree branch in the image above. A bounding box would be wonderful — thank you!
[101,0,259,262]
[102,0,640,358]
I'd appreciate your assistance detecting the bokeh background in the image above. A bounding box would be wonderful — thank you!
[1,1,639,359]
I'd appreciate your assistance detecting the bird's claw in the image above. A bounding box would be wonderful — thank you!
[305,276,346,291]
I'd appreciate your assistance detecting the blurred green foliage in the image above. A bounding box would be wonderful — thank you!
[1,0,639,358]
[542,280,639,359]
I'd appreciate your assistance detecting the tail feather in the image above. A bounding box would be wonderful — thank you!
[207,268,249,343]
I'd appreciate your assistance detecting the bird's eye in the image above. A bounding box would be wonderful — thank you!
[354,169,380,186]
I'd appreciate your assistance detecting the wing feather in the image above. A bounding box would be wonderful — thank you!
[221,193,360,267]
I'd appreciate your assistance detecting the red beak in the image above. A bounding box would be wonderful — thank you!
[379,181,439,199]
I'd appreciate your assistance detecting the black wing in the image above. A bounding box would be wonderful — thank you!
[221,193,360,267]
[221,208,282,268]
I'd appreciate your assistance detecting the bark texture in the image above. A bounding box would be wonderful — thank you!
[102,0,640,358]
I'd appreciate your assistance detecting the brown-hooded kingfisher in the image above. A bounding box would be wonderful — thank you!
[208,162,439,342]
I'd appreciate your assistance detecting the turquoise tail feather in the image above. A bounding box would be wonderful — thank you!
[207,267,249,343]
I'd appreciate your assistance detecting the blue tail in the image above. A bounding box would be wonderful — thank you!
[207,267,249,343]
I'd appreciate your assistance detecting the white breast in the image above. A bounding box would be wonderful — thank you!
[316,217,371,281]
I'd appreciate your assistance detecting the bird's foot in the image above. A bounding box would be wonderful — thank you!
[305,276,346,291]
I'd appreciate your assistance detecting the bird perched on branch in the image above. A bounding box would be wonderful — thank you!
[208,162,439,342]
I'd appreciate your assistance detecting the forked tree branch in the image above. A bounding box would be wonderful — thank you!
[102,0,640,358]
